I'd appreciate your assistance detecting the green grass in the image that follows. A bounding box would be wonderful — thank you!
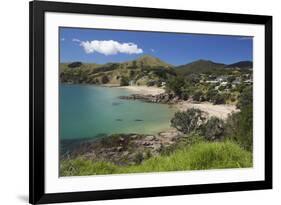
[60,141,252,176]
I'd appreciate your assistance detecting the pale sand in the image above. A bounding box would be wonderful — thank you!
[113,85,237,119]
[120,86,165,96]
[176,101,239,120]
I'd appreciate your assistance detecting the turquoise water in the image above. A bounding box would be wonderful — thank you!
[59,84,176,140]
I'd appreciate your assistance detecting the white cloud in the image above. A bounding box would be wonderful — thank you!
[72,38,81,42]
[79,40,143,55]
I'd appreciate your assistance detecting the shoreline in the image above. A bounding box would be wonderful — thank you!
[61,128,182,165]
[175,101,238,120]
[62,83,166,96]
[119,85,165,96]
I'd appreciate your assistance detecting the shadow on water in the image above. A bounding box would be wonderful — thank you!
[112,102,122,106]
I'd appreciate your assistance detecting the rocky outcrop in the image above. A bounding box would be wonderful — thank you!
[61,129,182,166]
[119,93,178,104]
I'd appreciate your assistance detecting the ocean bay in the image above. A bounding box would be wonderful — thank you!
[59,84,176,140]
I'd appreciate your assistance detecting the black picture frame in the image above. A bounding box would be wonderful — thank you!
[29,0,272,204]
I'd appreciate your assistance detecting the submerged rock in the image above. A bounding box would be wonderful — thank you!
[112,102,122,106]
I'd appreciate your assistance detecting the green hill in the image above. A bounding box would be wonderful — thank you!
[175,60,226,75]
[122,55,173,69]
[59,55,176,86]
[59,57,253,85]
[224,61,253,69]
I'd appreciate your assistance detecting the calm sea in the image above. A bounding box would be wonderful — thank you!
[59,84,176,140]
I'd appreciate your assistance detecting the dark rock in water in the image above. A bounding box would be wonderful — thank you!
[116,119,123,121]
[134,119,143,121]
[119,93,175,104]
[112,102,122,106]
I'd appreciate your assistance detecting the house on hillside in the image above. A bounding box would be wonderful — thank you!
[216,76,228,82]
[206,80,218,84]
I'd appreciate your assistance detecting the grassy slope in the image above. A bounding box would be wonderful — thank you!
[59,55,176,85]
[60,141,252,176]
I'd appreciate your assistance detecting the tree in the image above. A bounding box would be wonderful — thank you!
[120,76,129,86]
[202,117,225,140]
[213,94,225,104]
[171,108,206,134]
[165,77,185,96]
[205,89,217,101]
[227,76,236,83]
[193,90,203,102]
[146,81,155,86]
[101,75,109,84]
[224,105,253,151]
[237,86,253,109]
[181,90,191,100]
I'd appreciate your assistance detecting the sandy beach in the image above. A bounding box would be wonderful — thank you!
[118,85,238,119]
[120,85,165,95]
[176,101,239,120]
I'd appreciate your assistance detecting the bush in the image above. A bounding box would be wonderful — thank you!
[171,108,206,134]
[193,90,203,102]
[146,81,155,86]
[202,117,225,141]
[213,94,225,104]
[205,89,217,101]
[101,75,109,84]
[165,77,185,96]
[237,86,253,109]
[134,152,144,164]
[224,106,253,151]
[120,76,129,86]
[227,76,236,83]
[181,91,190,101]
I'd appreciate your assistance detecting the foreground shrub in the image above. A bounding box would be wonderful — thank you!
[224,106,253,151]
[202,117,225,141]
[171,108,206,134]
[237,86,253,109]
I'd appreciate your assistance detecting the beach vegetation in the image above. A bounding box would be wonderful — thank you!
[171,108,206,134]
[120,76,130,86]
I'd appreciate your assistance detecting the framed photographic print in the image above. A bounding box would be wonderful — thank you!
[29,0,272,204]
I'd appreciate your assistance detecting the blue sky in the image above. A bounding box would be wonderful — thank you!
[60,27,253,66]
